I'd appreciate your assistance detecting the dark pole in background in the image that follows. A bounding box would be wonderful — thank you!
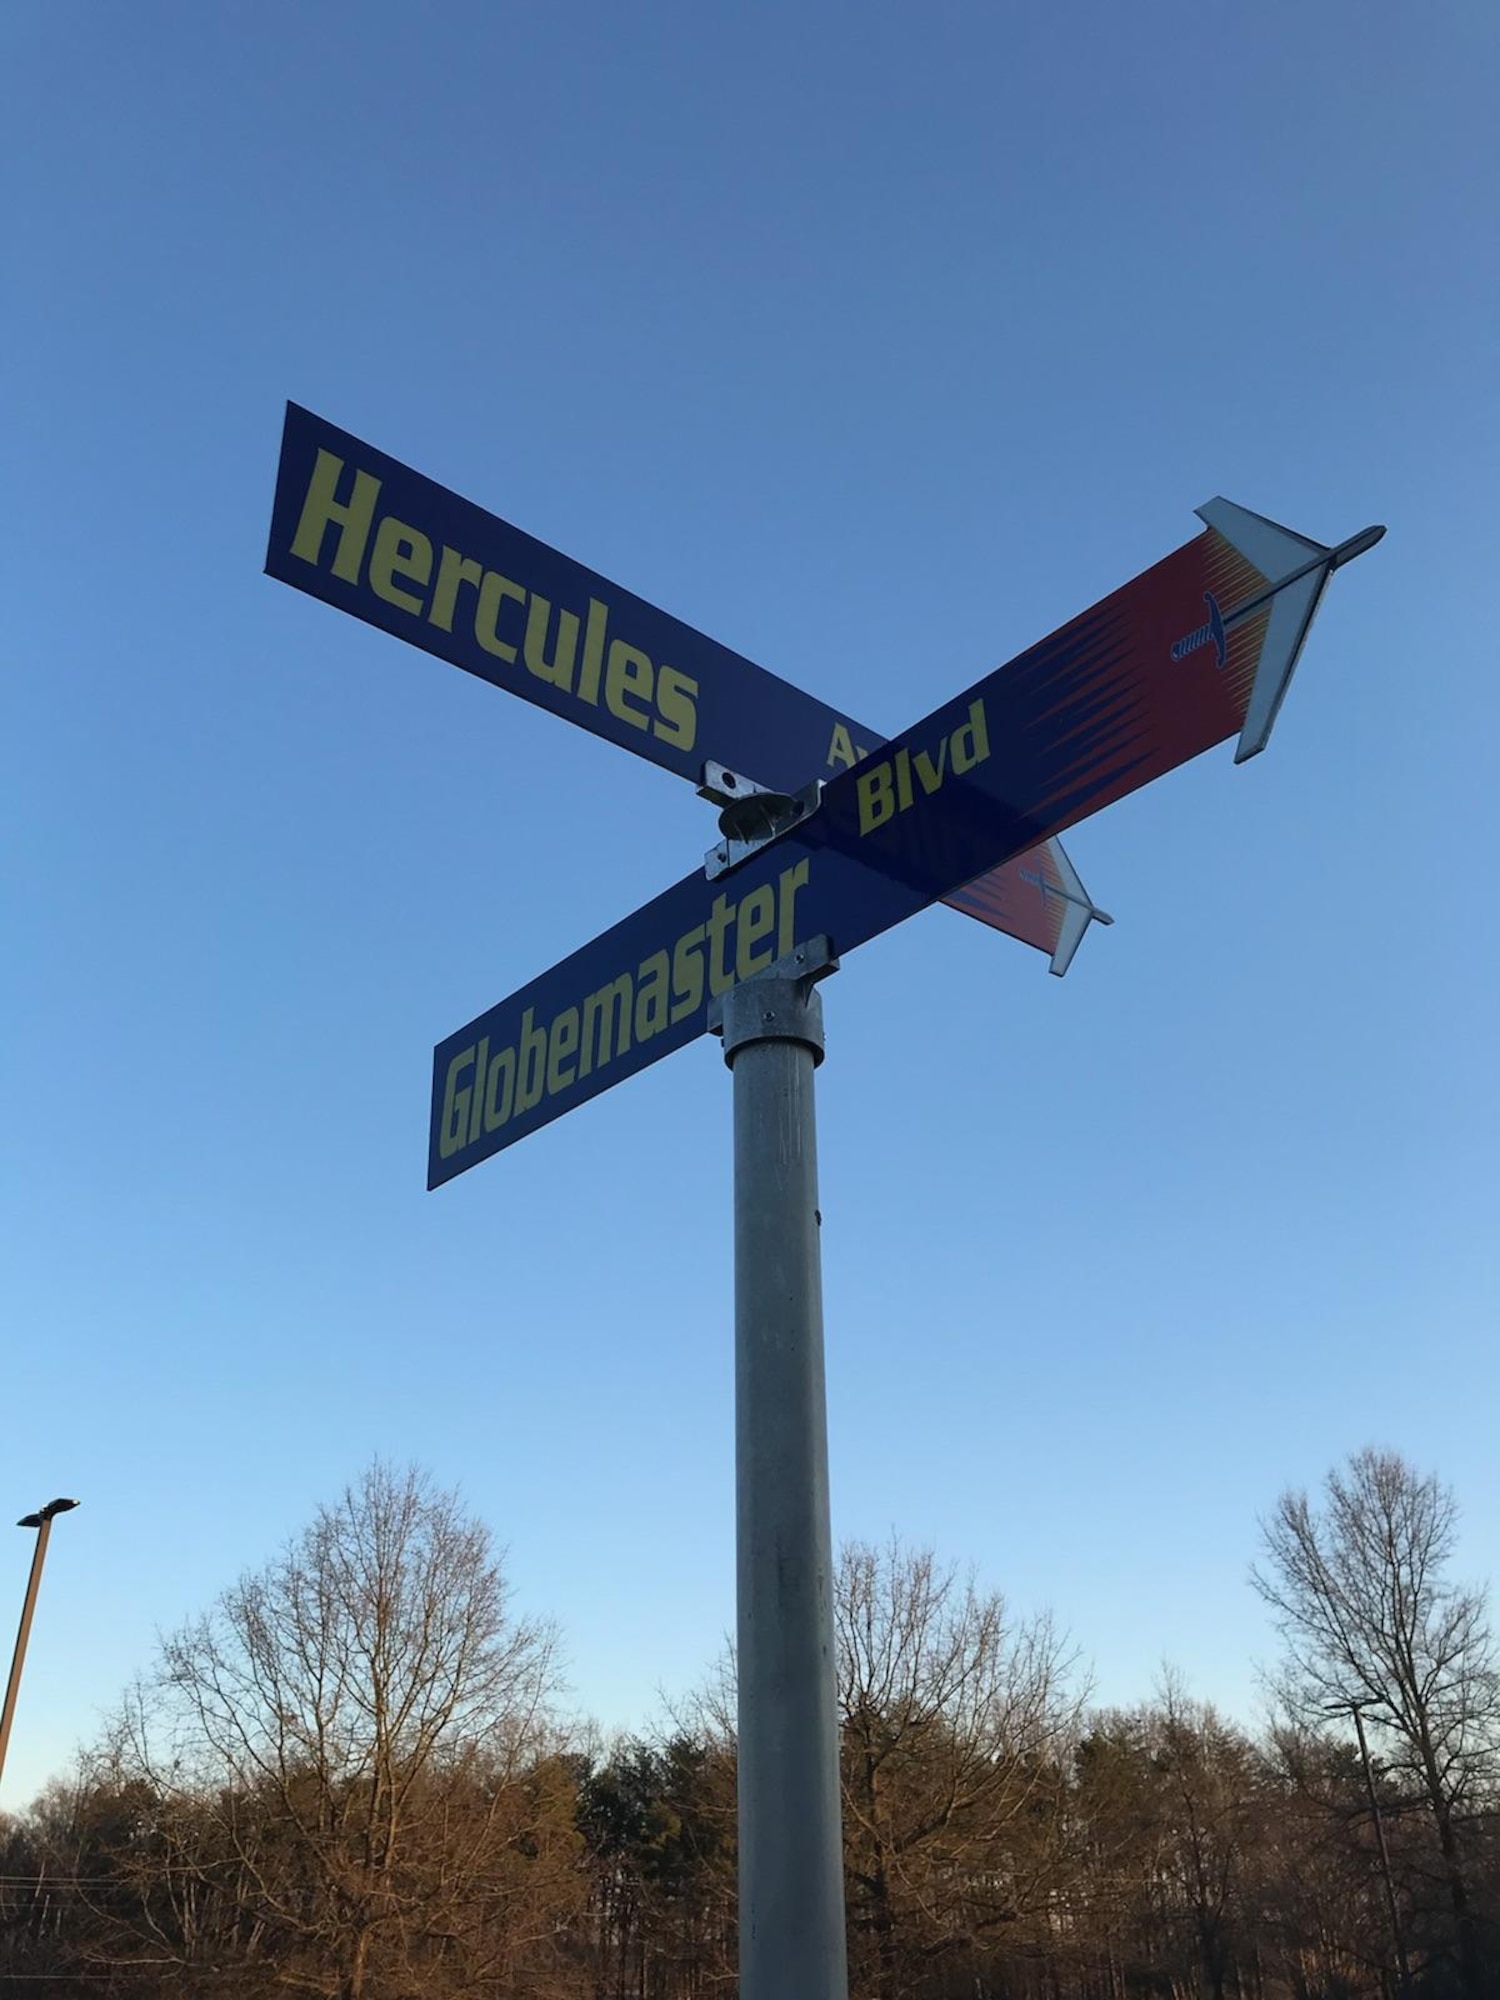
[0,1498,80,1797]
[1350,1702,1413,1999]
[1325,1698,1411,1998]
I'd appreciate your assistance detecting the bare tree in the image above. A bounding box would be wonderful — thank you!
[1253,1446,1500,1997]
[1256,1716,1420,2000]
[93,1461,579,1999]
[835,1537,1084,2000]
[1147,1676,1265,2000]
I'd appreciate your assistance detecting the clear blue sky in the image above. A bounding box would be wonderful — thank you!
[4,1,1496,1806]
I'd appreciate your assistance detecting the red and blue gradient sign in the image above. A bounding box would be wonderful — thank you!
[430,519,1279,1185]
[265,403,1082,967]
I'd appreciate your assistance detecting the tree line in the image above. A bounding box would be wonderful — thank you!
[1,1449,1496,1998]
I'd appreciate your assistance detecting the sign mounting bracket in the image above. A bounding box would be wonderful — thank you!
[699,760,823,881]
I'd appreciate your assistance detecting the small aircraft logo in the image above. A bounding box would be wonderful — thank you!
[1171,591,1227,668]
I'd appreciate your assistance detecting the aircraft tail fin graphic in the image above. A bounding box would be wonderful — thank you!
[943,840,1112,975]
[1196,497,1328,576]
[1046,842,1114,978]
[1197,497,1334,765]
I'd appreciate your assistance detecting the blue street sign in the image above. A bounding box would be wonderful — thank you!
[269,401,895,792]
[430,497,1381,1184]
[266,403,1098,969]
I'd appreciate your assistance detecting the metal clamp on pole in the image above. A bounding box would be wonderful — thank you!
[710,935,847,2000]
[708,935,839,1056]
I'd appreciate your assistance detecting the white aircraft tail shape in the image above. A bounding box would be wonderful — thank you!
[1047,844,1114,978]
[1196,498,1385,764]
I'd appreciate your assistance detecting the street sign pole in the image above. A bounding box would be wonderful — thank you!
[714,939,847,2000]
[267,415,1384,1992]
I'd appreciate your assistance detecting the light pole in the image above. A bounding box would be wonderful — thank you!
[0,1498,80,1796]
[1324,1697,1411,1998]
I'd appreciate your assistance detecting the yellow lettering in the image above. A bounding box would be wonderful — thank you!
[467,1038,490,1145]
[605,640,654,731]
[705,893,736,997]
[475,570,527,662]
[523,594,580,691]
[653,665,699,751]
[290,448,379,583]
[546,1007,580,1095]
[580,974,633,1076]
[517,1008,547,1114]
[913,738,948,795]
[578,599,608,704]
[429,545,484,633]
[368,515,432,616]
[447,858,817,1148]
[776,859,811,958]
[634,951,670,1040]
[438,1047,475,1159]
[857,765,895,835]
[484,1046,516,1130]
[950,699,991,773]
[826,722,859,771]
[735,885,778,980]
[671,927,706,1023]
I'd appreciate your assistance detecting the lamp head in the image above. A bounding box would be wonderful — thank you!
[16,1499,80,1528]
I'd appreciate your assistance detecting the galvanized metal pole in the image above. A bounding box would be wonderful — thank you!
[0,1518,54,1796]
[714,936,847,2000]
